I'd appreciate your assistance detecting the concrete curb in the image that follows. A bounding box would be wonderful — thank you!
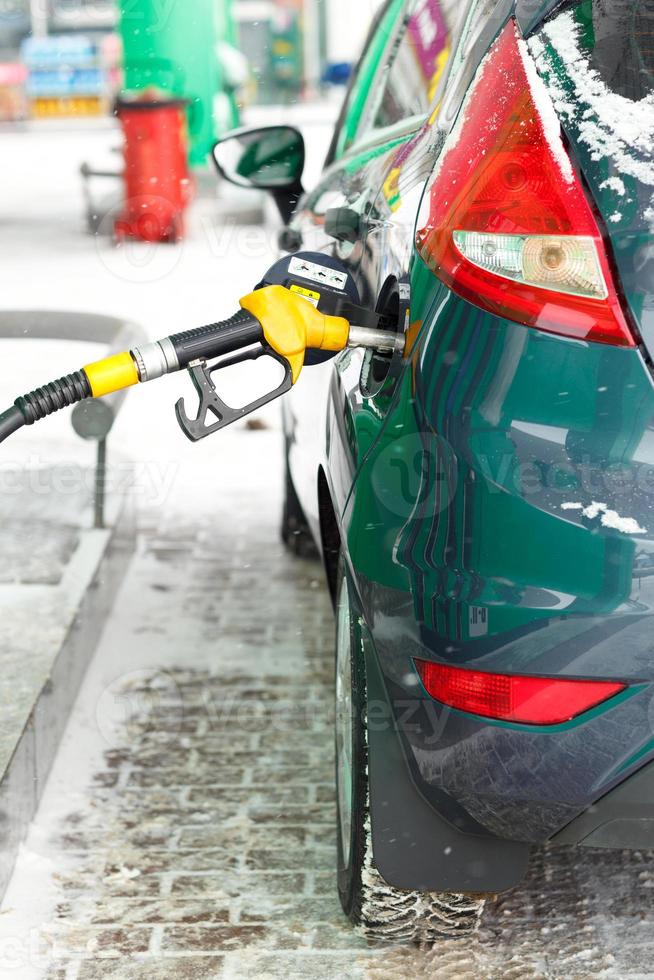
[0,496,135,900]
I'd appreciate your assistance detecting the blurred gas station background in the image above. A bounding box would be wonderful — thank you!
[0,0,382,132]
[0,0,386,253]
[0,0,389,493]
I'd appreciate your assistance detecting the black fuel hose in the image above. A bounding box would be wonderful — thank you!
[0,371,94,446]
[0,406,25,443]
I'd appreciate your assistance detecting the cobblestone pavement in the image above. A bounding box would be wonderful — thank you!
[2,431,654,979]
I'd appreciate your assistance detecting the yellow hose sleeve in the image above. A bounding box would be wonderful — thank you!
[239,285,349,384]
[83,352,139,398]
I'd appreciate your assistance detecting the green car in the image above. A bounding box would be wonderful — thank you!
[215,0,654,943]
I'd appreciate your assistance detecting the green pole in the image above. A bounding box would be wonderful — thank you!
[118,0,232,167]
[216,0,238,51]
[215,0,240,132]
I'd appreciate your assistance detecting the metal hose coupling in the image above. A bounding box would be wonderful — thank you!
[131,338,180,383]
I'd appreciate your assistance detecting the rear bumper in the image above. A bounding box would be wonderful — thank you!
[355,571,654,847]
[359,579,654,893]
[363,596,654,888]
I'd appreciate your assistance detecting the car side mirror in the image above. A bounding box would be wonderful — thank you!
[212,125,305,224]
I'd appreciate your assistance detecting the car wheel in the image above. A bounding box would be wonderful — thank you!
[334,558,485,943]
[281,450,317,558]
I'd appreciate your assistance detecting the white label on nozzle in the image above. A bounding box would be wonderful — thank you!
[289,257,348,291]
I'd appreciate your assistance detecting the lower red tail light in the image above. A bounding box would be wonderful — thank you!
[416,20,634,347]
[415,659,625,725]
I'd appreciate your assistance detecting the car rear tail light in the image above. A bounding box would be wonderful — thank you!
[416,20,634,347]
[415,659,626,725]
[452,232,607,300]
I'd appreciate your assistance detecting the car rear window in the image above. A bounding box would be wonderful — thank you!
[530,1,654,234]
[569,0,654,101]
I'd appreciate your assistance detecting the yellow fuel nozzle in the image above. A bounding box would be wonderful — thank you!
[240,285,405,383]
[239,285,350,384]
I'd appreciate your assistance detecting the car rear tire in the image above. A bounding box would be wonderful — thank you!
[335,559,485,943]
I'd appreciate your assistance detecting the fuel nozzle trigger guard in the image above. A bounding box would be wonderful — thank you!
[175,347,293,442]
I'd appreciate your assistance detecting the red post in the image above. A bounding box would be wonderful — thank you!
[115,94,193,244]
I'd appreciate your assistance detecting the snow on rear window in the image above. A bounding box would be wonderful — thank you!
[517,36,573,184]
[528,9,654,191]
